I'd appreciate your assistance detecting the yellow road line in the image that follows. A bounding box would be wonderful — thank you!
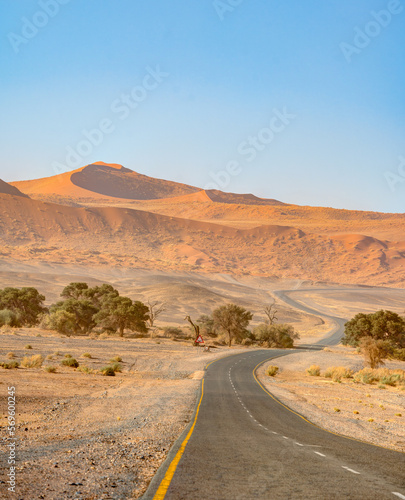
[152,380,205,500]
[253,357,405,454]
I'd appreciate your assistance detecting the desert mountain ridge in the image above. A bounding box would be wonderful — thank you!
[10,161,286,206]
[0,176,405,287]
[10,162,405,243]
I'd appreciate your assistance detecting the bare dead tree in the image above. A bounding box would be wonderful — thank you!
[184,315,200,344]
[263,300,278,325]
[147,300,166,328]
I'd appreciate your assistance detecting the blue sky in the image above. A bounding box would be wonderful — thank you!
[1,0,404,212]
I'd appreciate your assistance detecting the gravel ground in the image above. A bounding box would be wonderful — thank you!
[0,328,247,499]
[258,346,405,453]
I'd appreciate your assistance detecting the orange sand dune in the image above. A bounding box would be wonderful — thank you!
[11,162,200,200]
[1,182,405,286]
[0,179,29,198]
[15,164,404,241]
[204,189,285,205]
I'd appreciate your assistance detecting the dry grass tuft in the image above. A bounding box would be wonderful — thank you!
[77,365,93,374]
[306,365,320,376]
[61,358,79,368]
[0,361,19,369]
[324,366,353,382]
[110,355,122,363]
[266,365,279,377]
[21,354,43,368]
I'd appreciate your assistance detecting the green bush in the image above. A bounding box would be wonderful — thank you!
[42,310,76,336]
[45,366,57,373]
[61,358,79,368]
[0,309,20,327]
[82,353,92,358]
[25,344,32,350]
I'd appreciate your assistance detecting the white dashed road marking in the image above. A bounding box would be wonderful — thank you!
[392,494,405,499]
[313,452,326,457]
[342,466,361,474]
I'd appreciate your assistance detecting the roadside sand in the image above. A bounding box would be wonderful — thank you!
[258,346,405,453]
[0,328,246,499]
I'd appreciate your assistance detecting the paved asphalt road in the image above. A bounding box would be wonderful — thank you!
[273,289,348,346]
[143,292,405,500]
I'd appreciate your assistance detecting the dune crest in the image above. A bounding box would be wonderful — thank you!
[0,179,29,198]
[12,162,200,200]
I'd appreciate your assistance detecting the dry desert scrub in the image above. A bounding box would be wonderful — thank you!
[303,365,405,388]
[0,361,19,369]
[77,365,93,374]
[306,364,320,376]
[323,366,353,382]
[21,354,43,368]
[110,355,122,362]
[266,365,279,376]
[353,368,405,387]
[101,366,116,376]
[61,357,79,368]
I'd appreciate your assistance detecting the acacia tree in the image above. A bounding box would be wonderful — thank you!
[50,298,99,334]
[254,323,299,348]
[196,314,215,336]
[94,296,149,336]
[213,304,253,347]
[0,287,46,326]
[61,282,90,300]
[342,310,405,348]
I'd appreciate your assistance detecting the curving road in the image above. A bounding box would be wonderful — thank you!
[273,289,348,346]
[143,290,405,499]
[143,350,405,499]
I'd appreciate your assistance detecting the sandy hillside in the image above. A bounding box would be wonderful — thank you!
[11,163,405,242]
[1,183,405,285]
